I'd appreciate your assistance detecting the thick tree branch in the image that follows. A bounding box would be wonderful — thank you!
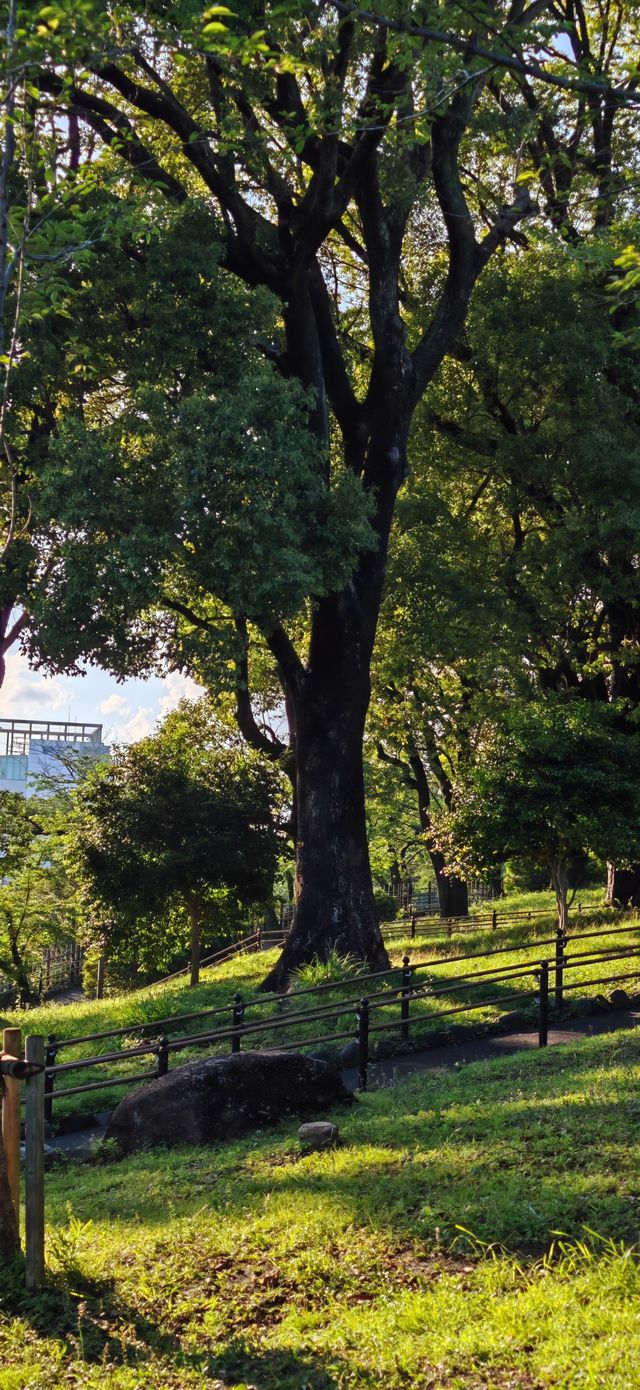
[233,619,287,761]
[329,2,640,106]
[36,75,188,201]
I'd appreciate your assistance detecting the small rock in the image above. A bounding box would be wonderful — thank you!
[298,1121,339,1150]
[610,989,631,1010]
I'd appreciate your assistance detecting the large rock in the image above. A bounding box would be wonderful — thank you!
[105,1050,354,1155]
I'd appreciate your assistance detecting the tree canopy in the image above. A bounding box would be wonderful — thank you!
[69,699,281,985]
[3,0,640,985]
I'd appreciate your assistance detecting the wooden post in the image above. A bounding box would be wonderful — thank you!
[24,1035,45,1293]
[2,1027,21,1225]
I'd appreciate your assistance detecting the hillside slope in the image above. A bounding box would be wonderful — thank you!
[1,1026,639,1388]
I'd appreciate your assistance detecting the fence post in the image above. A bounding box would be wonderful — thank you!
[410,911,416,940]
[44,1034,57,1124]
[256,925,262,951]
[2,1027,21,1224]
[357,997,370,1092]
[400,957,412,1042]
[231,993,245,1053]
[157,1035,169,1078]
[491,908,498,931]
[25,1035,45,1293]
[96,956,106,999]
[538,961,549,1048]
[555,930,565,1012]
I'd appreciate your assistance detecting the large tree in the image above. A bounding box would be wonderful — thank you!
[21,0,640,983]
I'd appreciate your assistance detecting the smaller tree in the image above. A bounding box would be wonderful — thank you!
[438,701,640,934]
[0,792,77,1005]
[69,700,281,986]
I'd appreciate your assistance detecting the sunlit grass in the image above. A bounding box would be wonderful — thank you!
[2,1028,639,1388]
[2,889,638,1125]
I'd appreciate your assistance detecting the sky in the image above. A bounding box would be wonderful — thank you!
[0,647,203,747]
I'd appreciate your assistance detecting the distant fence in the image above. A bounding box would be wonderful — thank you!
[39,916,640,1116]
[149,903,591,992]
[0,942,83,1008]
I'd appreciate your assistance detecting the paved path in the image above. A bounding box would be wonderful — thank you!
[48,1007,640,1159]
[344,1006,640,1089]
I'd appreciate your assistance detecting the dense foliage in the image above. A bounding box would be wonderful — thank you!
[69,699,281,985]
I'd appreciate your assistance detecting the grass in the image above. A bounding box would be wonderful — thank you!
[1,890,638,1125]
[2,1027,640,1388]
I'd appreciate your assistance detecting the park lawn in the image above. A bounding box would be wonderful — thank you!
[1,1027,640,1389]
[2,890,638,1125]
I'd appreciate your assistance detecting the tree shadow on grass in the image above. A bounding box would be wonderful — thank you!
[9,1269,344,1389]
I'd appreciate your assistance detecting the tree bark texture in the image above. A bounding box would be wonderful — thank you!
[430,848,469,918]
[409,747,469,918]
[550,863,569,935]
[262,584,391,989]
[606,862,640,908]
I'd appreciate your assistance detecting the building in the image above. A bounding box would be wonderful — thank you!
[0,718,110,796]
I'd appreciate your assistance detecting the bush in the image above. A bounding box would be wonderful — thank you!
[373,890,399,923]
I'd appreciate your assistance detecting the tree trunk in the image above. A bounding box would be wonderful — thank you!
[606,862,640,908]
[261,601,390,990]
[0,1091,20,1262]
[407,748,469,919]
[187,899,201,988]
[550,862,569,935]
[488,867,504,899]
[429,848,469,918]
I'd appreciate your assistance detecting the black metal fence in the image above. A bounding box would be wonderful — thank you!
[41,919,640,1113]
[0,942,83,1007]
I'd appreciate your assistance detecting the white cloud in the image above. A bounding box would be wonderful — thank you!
[157,670,204,719]
[108,707,156,746]
[0,651,75,718]
[99,693,130,718]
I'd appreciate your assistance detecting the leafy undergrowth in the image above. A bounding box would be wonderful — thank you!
[2,1028,640,1388]
[2,890,638,1126]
